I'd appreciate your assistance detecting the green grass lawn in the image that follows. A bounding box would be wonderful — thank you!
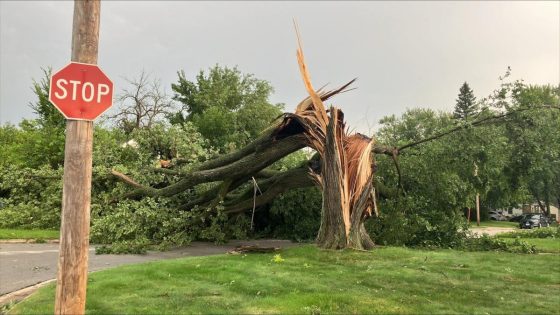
[10,245,560,314]
[469,220,518,228]
[0,228,59,240]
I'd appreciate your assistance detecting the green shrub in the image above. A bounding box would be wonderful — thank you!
[0,121,65,169]
[91,198,195,247]
[86,122,241,253]
[260,187,322,242]
[367,194,468,248]
[0,165,62,229]
[90,198,249,254]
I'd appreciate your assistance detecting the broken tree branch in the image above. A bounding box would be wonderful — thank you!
[397,105,560,152]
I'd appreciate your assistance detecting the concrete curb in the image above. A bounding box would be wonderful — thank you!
[0,279,55,307]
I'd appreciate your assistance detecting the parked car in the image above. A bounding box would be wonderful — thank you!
[488,210,508,221]
[519,213,550,229]
[509,214,526,222]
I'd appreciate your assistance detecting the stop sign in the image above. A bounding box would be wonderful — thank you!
[49,62,113,121]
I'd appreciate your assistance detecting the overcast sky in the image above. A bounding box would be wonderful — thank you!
[1,1,558,133]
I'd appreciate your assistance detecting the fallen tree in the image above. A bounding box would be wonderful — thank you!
[112,37,382,249]
[111,35,560,250]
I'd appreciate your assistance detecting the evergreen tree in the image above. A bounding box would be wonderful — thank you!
[453,82,478,120]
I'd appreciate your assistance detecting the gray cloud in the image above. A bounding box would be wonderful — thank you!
[1,1,558,133]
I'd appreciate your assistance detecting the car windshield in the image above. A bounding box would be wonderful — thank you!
[529,215,540,219]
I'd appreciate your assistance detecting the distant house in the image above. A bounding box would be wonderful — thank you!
[503,207,523,216]
[522,203,559,222]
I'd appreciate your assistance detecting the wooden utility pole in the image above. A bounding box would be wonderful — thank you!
[474,162,480,227]
[54,1,100,314]
[476,194,480,227]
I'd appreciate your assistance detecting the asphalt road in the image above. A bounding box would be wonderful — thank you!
[0,239,294,296]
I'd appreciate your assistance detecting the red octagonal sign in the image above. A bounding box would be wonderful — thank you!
[49,62,114,121]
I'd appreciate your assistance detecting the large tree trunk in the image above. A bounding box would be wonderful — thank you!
[314,108,377,250]
[347,181,375,250]
[544,180,551,217]
[316,111,348,249]
[289,35,378,249]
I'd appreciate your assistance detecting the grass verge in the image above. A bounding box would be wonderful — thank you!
[0,229,59,240]
[10,245,560,314]
[493,227,559,253]
[500,238,560,253]
[469,221,518,228]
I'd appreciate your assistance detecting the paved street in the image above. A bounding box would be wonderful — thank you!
[0,240,294,296]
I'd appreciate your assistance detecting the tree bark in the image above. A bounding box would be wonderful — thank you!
[544,180,551,217]
[531,189,546,213]
[476,193,480,226]
[316,112,348,249]
[347,181,374,249]
[223,167,314,214]
[113,133,306,200]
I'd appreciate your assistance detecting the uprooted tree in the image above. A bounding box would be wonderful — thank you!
[111,37,559,250]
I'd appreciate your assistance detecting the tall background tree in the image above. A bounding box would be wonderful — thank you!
[0,68,67,168]
[109,70,175,134]
[29,67,66,130]
[453,82,478,121]
[170,65,283,152]
[501,84,560,216]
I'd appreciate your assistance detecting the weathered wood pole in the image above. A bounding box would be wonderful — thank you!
[476,193,480,227]
[54,1,100,314]
[474,162,480,227]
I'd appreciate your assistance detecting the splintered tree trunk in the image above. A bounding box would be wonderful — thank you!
[347,181,374,250]
[316,194,347,249]
[290,32,378,250]
[359,224,375,249]
[314,108,376,250]
[316,114,347,249]
[318,178,375,250]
